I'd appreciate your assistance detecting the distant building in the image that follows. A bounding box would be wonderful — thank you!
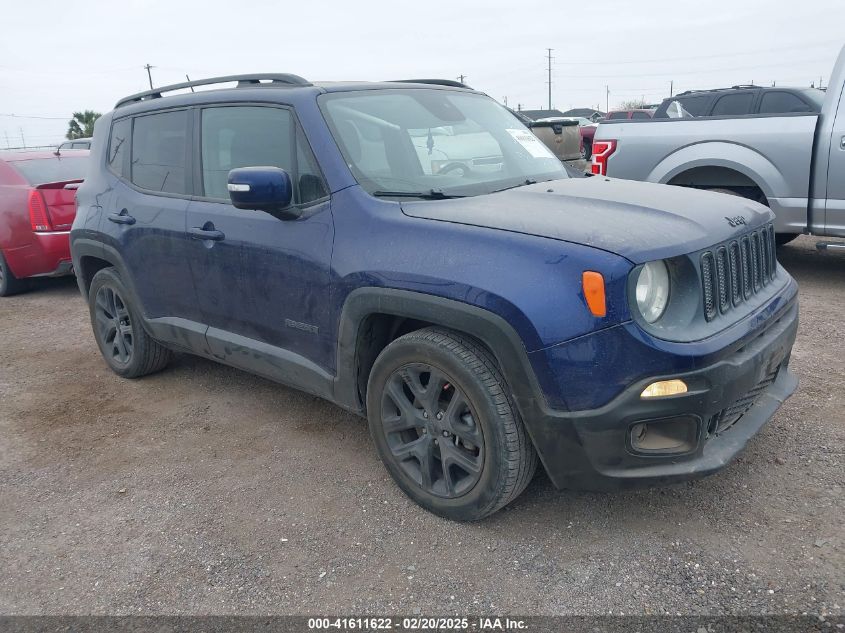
[561,108,605,122]
[518,109,567,121]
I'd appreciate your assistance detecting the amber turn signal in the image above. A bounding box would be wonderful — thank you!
[640,379,688,399]
[582,271,606,317]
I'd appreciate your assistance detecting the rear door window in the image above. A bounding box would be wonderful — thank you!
[759,91,813,114]
[631,111,651,119]
[711,93,755,116]
[131,110,189,195]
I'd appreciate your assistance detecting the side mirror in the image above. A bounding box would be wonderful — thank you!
[227,166,298,219]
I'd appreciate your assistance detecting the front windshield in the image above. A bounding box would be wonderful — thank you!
[319,89,568,198]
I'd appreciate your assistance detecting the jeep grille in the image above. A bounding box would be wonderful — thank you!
[700,223,777,322]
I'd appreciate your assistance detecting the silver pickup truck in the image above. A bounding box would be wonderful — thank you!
[593,45,845,246]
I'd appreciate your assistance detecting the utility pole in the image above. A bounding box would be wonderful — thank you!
[19,128,25,149]
[670,80,674,98]
[605,85,610,113]
[503,96,508,107]
[457,74,466,84]
[144,64,155,89]
[4,131,9,149]
[546,48,554,111]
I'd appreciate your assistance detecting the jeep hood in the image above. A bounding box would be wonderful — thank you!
[400,177,774,264]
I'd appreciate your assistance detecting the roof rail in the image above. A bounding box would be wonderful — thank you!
[675,85,760,97]
[115,73,311,108]
[390,79,471,89]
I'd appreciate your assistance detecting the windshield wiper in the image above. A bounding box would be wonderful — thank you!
[491,179,538,194]
[371,189,465,200]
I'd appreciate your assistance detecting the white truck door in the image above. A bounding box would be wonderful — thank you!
[824,86,845,236]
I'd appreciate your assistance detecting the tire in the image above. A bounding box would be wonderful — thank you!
[703,188,798,246]
[582,140,592,160]
[0,251,28,297]
[366,327,537,521]
[88,267,172,378]
[704,187,742,197]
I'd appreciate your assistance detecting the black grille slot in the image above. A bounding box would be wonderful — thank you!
[701,251,717,321]
[707,366,780,436]
[760,230,769,284]
[750,231,761,292]
[768,225,777,279]
[729,241,742,306]
[740,236,752,300]
[715,247,730,313]
[700,223,776,321]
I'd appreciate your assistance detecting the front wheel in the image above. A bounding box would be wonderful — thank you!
[88,267,172,378]
[366,327,537,521]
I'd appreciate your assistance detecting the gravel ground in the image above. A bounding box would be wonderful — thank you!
[0,236,842,616]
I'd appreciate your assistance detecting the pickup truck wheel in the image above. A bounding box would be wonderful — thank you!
[366,327,537,520]
[0,252,28,297]
[581,140,592,160]
[88,267,172,378]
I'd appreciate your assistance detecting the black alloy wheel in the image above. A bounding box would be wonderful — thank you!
[381,363,484,498]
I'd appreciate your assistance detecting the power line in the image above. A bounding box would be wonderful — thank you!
[554,39,841,66]
[554,55,833,80]
[0,113,67,120]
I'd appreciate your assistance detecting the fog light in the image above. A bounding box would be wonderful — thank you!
[629,416,698,454]
[640,379,688,399]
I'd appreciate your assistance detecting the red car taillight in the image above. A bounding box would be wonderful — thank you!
[590,140,617,176]
[28,189,54,232]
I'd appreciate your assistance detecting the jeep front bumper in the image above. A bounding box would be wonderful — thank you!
[518,293,798,491]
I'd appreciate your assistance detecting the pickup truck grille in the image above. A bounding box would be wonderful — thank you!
[701,224,777,321]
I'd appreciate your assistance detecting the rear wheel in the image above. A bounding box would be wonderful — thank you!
[366,327,537,521]
[88,267,172,378]
[581,139,592,160]
[703,188,798,246]
[0,252,28,297]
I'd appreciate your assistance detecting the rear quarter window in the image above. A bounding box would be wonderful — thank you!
[107,118,131,178]
[759,91,814,114]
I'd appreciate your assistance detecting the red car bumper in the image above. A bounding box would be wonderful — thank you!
[4,231,72,279]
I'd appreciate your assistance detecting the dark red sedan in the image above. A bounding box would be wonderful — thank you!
[0,150,88,296]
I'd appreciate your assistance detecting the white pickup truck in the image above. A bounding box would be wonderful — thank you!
[593,45,845,247]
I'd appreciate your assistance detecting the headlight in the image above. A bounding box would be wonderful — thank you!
[635,260,670,323]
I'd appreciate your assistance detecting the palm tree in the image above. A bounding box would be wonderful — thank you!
[66,110,101,140]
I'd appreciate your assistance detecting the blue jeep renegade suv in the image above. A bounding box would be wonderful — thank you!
[71,74,798,520]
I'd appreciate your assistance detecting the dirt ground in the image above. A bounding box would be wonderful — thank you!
[0,236,842,616]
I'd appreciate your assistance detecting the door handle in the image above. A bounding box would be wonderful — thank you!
[189,225,225,241]
[108,209,136,225]
[840,135,845,150]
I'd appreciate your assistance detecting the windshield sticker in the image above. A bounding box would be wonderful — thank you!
[506,129,557,159]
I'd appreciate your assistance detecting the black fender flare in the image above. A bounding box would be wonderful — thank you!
[71,237,151,325]
[333,287,550,421]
